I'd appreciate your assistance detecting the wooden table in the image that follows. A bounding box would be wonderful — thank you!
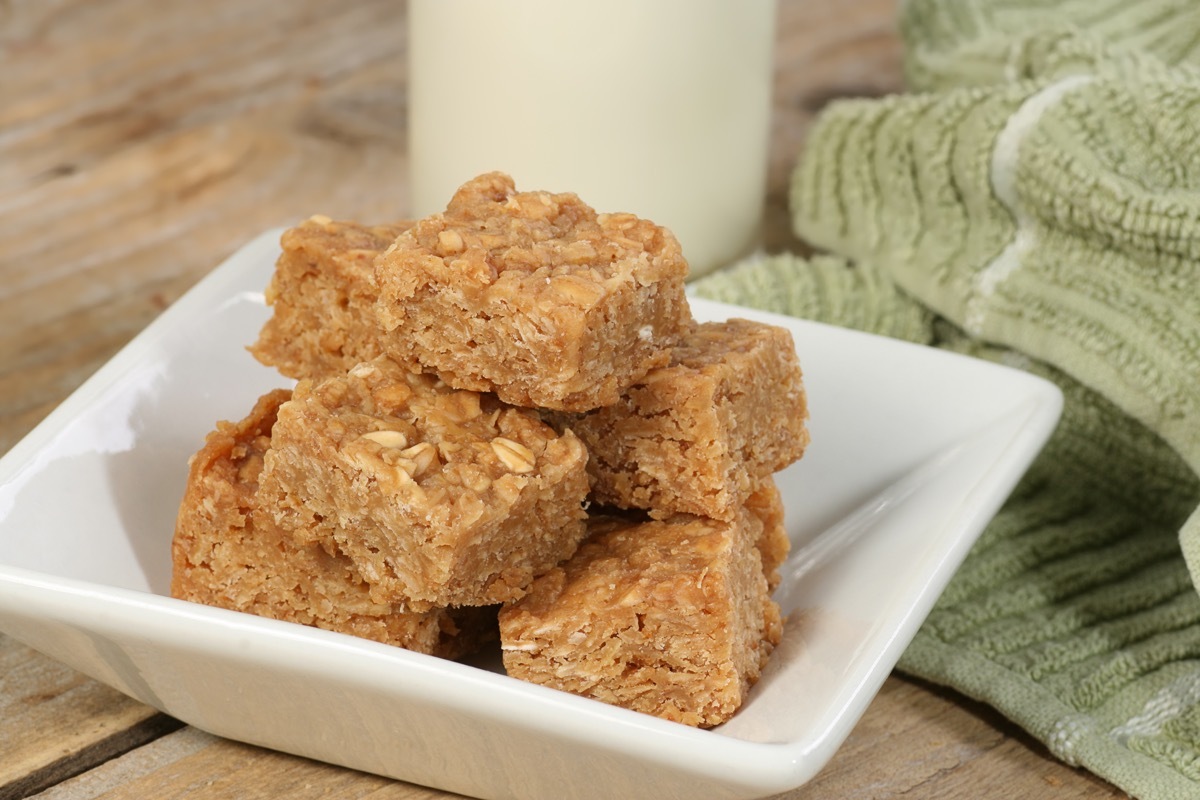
[0,2,1131,798]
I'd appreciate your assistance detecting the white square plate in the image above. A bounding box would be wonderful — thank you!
[0,231,1061,800]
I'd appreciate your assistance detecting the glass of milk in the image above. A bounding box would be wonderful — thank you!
[407,0,778,279]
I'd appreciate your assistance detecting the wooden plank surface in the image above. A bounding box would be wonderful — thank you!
[0,0,409,455]
[0,638,180,798]
[0,1,1129,798]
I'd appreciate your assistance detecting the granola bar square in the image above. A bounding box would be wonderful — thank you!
[747,477,790,592]
[554,319,809,521]
[256,356,590,611]
[171,389,494,658]
[250,216,411,380]
[498,508,782,728]
[373,172,694,411]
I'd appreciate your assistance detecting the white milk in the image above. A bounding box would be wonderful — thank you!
[408,0,777,278]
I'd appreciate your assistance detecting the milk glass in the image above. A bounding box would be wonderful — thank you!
[408,0,777,278]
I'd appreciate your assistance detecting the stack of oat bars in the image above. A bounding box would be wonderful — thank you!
[171,173,810,728]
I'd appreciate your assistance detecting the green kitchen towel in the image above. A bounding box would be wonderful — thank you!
[691,2,1200,797]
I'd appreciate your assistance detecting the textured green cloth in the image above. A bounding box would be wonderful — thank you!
[692,2,1200,797]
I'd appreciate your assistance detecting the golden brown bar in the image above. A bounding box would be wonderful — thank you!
[171,389,495,659]
[553,319,810,521]
[747,478,790,592]
[250,216,412,380]
[256,356,590,611]
[373,172,694,411]
[498,509,782,728]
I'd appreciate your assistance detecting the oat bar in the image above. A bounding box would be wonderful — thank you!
[250,217,412,380]
[171,389,494,658]
[498,508,782,728]
[553,319,810,521]
[373,172,694,411]
[747,477,790,592]
[256,356,590,611]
